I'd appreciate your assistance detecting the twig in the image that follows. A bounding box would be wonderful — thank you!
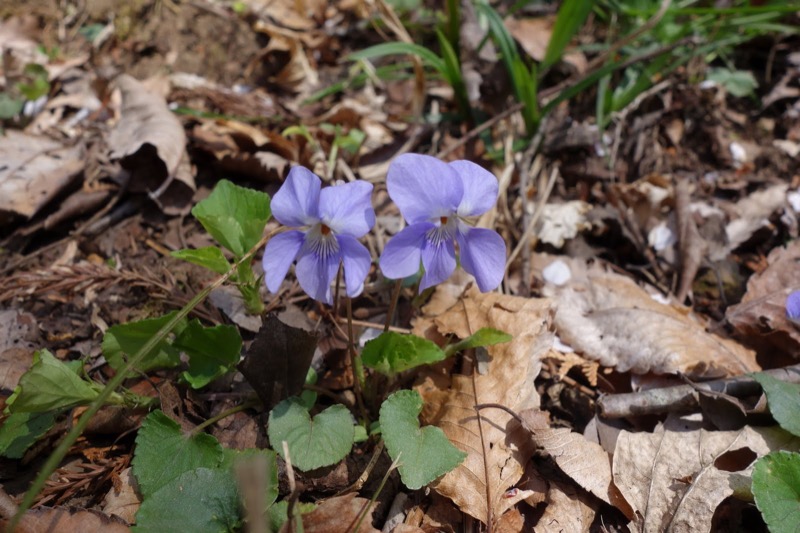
[597,364,800,418]
[505,163,559,271]
[336,440,385,497]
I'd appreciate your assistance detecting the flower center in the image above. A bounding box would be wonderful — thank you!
[320,224,331,235]
[306,223,339,258]
[440,216,448,225]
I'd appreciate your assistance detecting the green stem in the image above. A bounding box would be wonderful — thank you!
[384,279,403,333]
[236,261,265,315]
[190,400,257,437]
[10,229,279,529]
[346,297,370,424]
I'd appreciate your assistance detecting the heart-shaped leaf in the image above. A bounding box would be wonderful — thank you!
[132,410,223,498]
[753,450,800,533]
[268,398,354,471]
[380,390,466,489]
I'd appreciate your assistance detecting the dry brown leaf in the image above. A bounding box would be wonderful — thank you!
[726,240,800,360]
[534,481,596,533]
[544,266,758,377]
[495,508,525,533]
[301,493,379,533]
[102,467,140,524]
[613,413,800,533]
[0,130,85,217]
[1,506,130,533]
[413,286,554,525]
[107,74,194,215]
[520,410,631,516]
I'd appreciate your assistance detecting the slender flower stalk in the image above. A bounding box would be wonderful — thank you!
[263,167,375,305]
[379,153,506,292]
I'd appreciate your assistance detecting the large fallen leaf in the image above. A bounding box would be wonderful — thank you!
[612,413,800,532]
[413,287,554,525]
[726,240,800,360]
[107,74,194,215]
[544,265,758,377]
[0,130,84,217]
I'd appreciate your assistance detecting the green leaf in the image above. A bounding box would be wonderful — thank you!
[0,411,56,458]
[191,179,271,257]
[0,93,23,119]
[7,351,99,413]
[174,319,242,389]
[134,467,241,533]
[707,67,758,98]
[362,332,446,376]
[753,373,800,437]
[268,398,354,471]
[348,43,447,78]
[543,0,594,70]
[379,390,466,490]
[132,410,223,498]
[172,246,231,274]
[445,328,512,357]
[102,312,184,372]
[753,451,800,533]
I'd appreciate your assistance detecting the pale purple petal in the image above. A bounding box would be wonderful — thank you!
[379,223,433,280]
[787,290,800,323]
[337,235,372,297]
[319,181,375,237]
[262,230,305,293]
[457,227,506,292]
[271,166,321,227]
[450,160,499,217]
[419,238,457,291]
[387,154,463,224]
[295,246,341,305]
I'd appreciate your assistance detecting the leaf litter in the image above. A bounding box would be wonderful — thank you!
[0,1,800,532]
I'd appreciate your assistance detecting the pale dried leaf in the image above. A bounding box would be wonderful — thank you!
[537,201,591,248]
[504,17,554,62]
[0,131,85,217]
[613,413,800,533]
[726,240,800,359]
[302,493,379,533]
[534,481,596,533]
[725,183,788,251]
[102,467,140,524]
[413,287,554,525]
[545,267,758,377]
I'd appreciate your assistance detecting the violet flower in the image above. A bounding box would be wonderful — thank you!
[379,153,506,292]
[787,290,800,325]
[263,166,375,304]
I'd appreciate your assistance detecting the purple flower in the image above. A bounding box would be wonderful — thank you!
[379,153,506,292]
[263,167,375,304]
[787,290,800,325]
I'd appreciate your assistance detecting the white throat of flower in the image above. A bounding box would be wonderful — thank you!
[306,222,339,257]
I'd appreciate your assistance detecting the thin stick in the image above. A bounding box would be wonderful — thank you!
[10,229,281,529]
[348,446,400,533]
[505,164,560,270]
[384,279,403,332]
[283,441,300,533]
[190,401,256,437]
[598,363,800,418]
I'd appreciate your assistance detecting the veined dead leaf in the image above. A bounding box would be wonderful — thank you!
[613,413,800,533]
[726,239,800,360]
[413,286,554,525]
[520,410,632,517]
[544,265,758,377]
[725,183,788,252]
[1,506,130,533]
